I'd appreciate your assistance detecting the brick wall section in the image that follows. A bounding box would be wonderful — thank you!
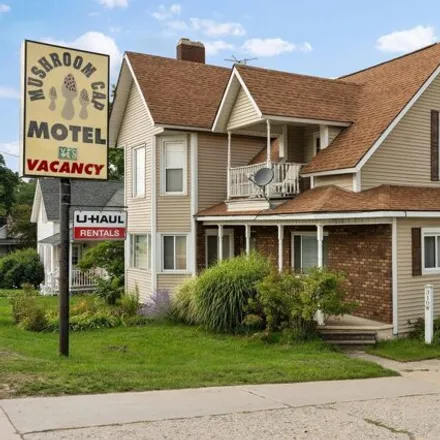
[327,225,392,323]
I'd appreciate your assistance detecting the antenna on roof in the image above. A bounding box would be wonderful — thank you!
[224,54,258,65]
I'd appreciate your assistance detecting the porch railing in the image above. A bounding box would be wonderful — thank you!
[40,267,107,295]
[229,162,303,199]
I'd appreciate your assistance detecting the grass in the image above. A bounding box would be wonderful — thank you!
[0,297,396,399]
[367,338,440,362]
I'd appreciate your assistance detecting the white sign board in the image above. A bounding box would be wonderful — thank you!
[73,210,126,241]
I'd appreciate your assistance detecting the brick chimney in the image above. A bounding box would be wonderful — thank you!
[176,38,205,63]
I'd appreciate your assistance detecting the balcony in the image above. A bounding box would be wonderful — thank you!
[229,162,303,199]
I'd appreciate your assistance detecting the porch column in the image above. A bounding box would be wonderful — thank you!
[245,224,251,255]
[227,131,231,200]
[278,225,284,272]
[218,225,224,261]
[316,224,325,326]
[266,119,271,167]
[50,245,55,272]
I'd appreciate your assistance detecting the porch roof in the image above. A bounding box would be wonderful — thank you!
[196,185,440,218]
[39,230,73,245]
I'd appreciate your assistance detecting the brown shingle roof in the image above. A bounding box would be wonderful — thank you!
[303,43,440,173]
[235,64,360,123]
[126,52,230,129]
[197,185,440,217]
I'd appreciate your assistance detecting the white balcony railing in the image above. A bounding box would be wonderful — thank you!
[229,162,303,199]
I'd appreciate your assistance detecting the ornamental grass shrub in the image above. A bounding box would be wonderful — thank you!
[194,253,271,333]
[170,277,199,325]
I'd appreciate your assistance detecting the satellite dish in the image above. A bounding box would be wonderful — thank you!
[252,167,274,187]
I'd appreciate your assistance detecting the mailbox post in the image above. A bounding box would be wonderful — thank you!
[425,284,434,344]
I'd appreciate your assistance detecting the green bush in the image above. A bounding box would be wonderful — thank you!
[116,287,140,317]
[95,277,123,305]
[0,248,44,289]
[45,312,121,332]
[409,317,440,343]
[17,304,48,332]
[245,268,356,341]
[195,253,271,333]
[9,284,39,324]
[170,277,199,325]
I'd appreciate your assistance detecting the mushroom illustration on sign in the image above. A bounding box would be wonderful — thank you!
[49,86,57,111]
[79,88,90,120]
[61,74,78,120]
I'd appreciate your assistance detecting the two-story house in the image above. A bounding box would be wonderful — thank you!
[111,38,440,336]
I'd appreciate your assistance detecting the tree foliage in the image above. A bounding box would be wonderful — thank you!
[0,154,19,223]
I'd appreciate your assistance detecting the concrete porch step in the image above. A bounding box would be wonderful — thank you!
[325,339,376,346]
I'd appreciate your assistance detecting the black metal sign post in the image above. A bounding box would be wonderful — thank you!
[59,178,71,357]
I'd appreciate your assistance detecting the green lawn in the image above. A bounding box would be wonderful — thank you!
[0,297,396,398]
[368,339,440,362]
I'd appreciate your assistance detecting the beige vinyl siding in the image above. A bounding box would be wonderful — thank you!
[157,135,191,232]
[287,127,305,163]
[328,127,342,144]
[314,174,354,190]
[118,82,154,301]
[362,74,440,189]
[396,218,440,333]
[227,88,260,130]
[157,273,191,295]
[198,134,266,211]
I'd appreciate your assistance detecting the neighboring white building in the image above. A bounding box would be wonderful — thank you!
[30,179,124,293]
[0,225,21,257]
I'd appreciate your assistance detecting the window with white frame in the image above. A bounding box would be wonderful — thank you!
[313,133,321,155]
[130,234,151,269]
[162,235,187,271]
[423,228,440,273]
[292,232,328,272]
[162,138,187,194]
[132,145,146,197]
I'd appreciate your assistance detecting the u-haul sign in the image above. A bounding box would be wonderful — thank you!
[73,210,126,241]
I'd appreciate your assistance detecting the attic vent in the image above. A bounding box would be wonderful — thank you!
[176,38,205,64]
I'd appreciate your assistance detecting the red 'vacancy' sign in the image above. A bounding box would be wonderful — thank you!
[73,210,127,241]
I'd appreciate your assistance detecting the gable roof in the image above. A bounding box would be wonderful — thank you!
[303,43,440,174]
[125,52,230,129]
[234,64,360,123]
[197,185,440,217]
[36,179,124,222]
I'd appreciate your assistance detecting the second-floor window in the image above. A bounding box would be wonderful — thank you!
[313,133,321,155]
[161,137,187,195]
[133,145,146,198]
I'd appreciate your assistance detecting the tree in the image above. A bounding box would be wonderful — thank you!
[8,179,37,246]
[0,154,19,225]
[109,148,124,180]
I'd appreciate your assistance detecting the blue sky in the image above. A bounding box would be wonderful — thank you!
[1,0,439,171]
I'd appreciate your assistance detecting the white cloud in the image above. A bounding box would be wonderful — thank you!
[205,40,235,55]
[44,31,122,73]
[242,38,313,57]
[88,11,100,17]
[0,86,19,99]
[98,0,128,9]
[190,18,245,37]
[376,25,436,52]
[166,20,188,31]
[110,26,121,33]
[151,4,181,20]
[0,141,19,157]
[0,4,10,13]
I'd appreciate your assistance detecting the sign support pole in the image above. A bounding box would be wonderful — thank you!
[59,178,71,357]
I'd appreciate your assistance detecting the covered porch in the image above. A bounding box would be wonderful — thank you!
[197,218,394,329]
[38,232,105,295]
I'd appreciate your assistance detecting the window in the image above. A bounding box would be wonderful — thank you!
[132,146,146,197]
[205,229,234,267]
[130,234,151,269]
[292,232,328,272]
[422,229,440,273]
[162,138,187,194]
[163,235,187,271]
[313,133,321,155]
[71,245,81,267]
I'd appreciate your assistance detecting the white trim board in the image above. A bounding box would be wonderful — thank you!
[190,133,198,276]
[263,114,351,127]
[392,217,398,335]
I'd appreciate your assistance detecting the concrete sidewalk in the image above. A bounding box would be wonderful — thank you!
[2,376,440,439]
